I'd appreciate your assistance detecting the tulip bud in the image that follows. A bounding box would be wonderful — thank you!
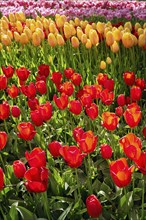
[71,36,79,48]
[74,17,80,26]
[77,28,83,40]
[81,34,87,44]
[7,30,13,40]
[135,22,141,31]
[12,105,21,117]
[1,34,11,46]
[19,11,26,22]
[138,34,146,47]
[70,24,76,35]
[106,57,112,64]
[106,31,114,46]
[36,28,45,40]
[80,20,88,29]
[16,21,23,33]
[110,41,119,53]
[56,34,65,46]
[30,23,36,33]
[49,22,58,34]
[124,21,132,31]
[56,16,65,28]
[132,35,138,46]
[24,27,32,40]
[86,195,102,218]
[96,21,105,34]
[85,24,93,37]
[64,24,72,39]
[9,13,16,22]
[100,144,112,159]
[89,29,99,46]
[32,32,41,46]
[85,39,92,49]
[43,18,50,29]
[13,160,26,178]
[113,29,122,41]
[138,28,144,36]
[14,32,21,42]
[36,20,43,29]
[20,33,29,45]
[100,61,106,69]
[1,20,9,30]
[122,33,134,48]
[2,16,9,23]
[48,33,57,47]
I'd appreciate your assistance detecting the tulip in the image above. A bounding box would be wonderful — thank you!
[1,34,11,46]
[142,127,146,138]
[51,71,62,85]
[83,85,97,99]
[85,103,98,120]
[59,145,86,168]
[30,109,43,127]
[11,106,21,118]
[53,93,68,110]
[85,39,92,49]
[24,167,49,193]
[80,93,92,108]
[17,122,36,141]
[0,101,10,120]
[135,78,145,90]
[64,68,74,79]
[103,78,114,91]
[64,24,72,39]
[48,141,62,157]
[69,100,82,115]
[32,32,41,46]
[106,31,114,46]
[13,160,26,178]
[124,103,142,128]
[0,168,4,190]
[122,33,134,48]
[100,61,106,70]
[73,127,84,142]
[101,112,120,131]
[81,34,87,44]
[78,130,98,153]
[2,65,14,78]
[110,158,134,188]
[106,57,112,64]
[39,101,52,122]
[16,67,30,82]
[60,82,74,96]
[0,75,7,90]
[21,83,36,99]
[123,71,135,86]
[48,33,57,47]
[89,29,99,46]
[110,41,119,53]
[36,80,47,95]
[86,194,102,218]
[25,148,46,168]
[130,86,142,101]
[115,106,124,117]
[56,34,65,46]
[96,21,105,34]
[134,151,146,175]
[71,73,82,86]
[100,89,114,105]
[0,131,7,150]
[20,33,29,45]
[100,144,112,159]
[38,64,50,78]
[28,98,39,111]
[14,31,21,42]
[96,73,108,86]
[117,94,126,106]
[71,36,79,48]
[119,133,142,161]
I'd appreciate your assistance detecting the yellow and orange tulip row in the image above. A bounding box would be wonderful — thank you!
[0,12,146,51]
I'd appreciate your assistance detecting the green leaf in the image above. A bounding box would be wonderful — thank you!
[119,191,133,215]
[58,203,73,220]
[16,206,37,220]
[9,204,19,220]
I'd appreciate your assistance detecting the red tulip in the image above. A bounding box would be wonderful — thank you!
[60,81,74,96]
[123,103,142,128]
[36,80,47,95]
[135,78,145,90]
[28,97,39,111]
[17,122,36,141]
[71,73,82,86]
[53,93,68,110]
[83,85,97,99]
[85,103,98,120]
[48,141,62,157]
[7,84,19,98]
[30,109,43,126]
[36,75,46,82]
[78,130,98,153]
[0,75,7,90]
[73,126,85,142]
[2,65,14,78]
[130,86,142,101]
[96,73,108,86]
[119,133,142,161]
[110,158,134,187]
[59,145,86,168]
[69,100,82,115]
[93,84,102,99]
[0,101,10,120]
[101,112,120,131]
[125,96,131,105]
[115,106,124,117]
[11,105,21,118]
[134,151,146,175]
[86,194,102,218]
[100,144,112,159]
[24,167,49,192]
[25,147,46,168]
[0,168,4,190]
[64,67,74,79]
[123,71,135,86]
[13,160,26,178]
[21,83,36,99]
[100,89,114,105]
[142,127,146,138]
[0,131,7,150]
[38,64,50,78]
[39,101,52,122]
[80,93,92,108]
[103,78,114,91]
[16,67,30,82]
[117,94,126,106]
[51,71,62,85]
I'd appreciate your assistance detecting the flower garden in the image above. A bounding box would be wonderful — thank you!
[0,0,146,219]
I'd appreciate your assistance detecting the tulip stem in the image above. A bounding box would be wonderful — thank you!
[42,191,51,220]
[4,120,9,134]
[141,175,145,220]
[75,168,81,200]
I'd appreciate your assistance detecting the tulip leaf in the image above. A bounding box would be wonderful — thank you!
[16,206,37,220]
[119,191,133,215]
[9,204,19,220]
[58,203,73,220]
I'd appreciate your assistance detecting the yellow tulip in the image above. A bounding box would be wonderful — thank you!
[138,34,146,47]
[85,39,92,49]
[32,32,41,46]
[89,29,99,46]
[20,33,29,44]
[64,24,72,39]
[56,34,65,46]
[48,33,57,47]
[1,34,11,46]
[85,24,93,37]
[110,41,119,53]
[1,20,9,30]
[106,57,112,64]
[113,29,122,41]
[96,22,105,34]
[16,21,23,33]
[81,34,87,44]
[100,61,106,69]
[77,28,83,40]
[106,31,114,46]
[14,32,21,42]
[122,33,134,48]
[71,36,79,48]
[9,13,16,22]
[36,28,45,40]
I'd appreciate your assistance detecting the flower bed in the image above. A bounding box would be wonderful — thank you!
[0,9,146,220]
